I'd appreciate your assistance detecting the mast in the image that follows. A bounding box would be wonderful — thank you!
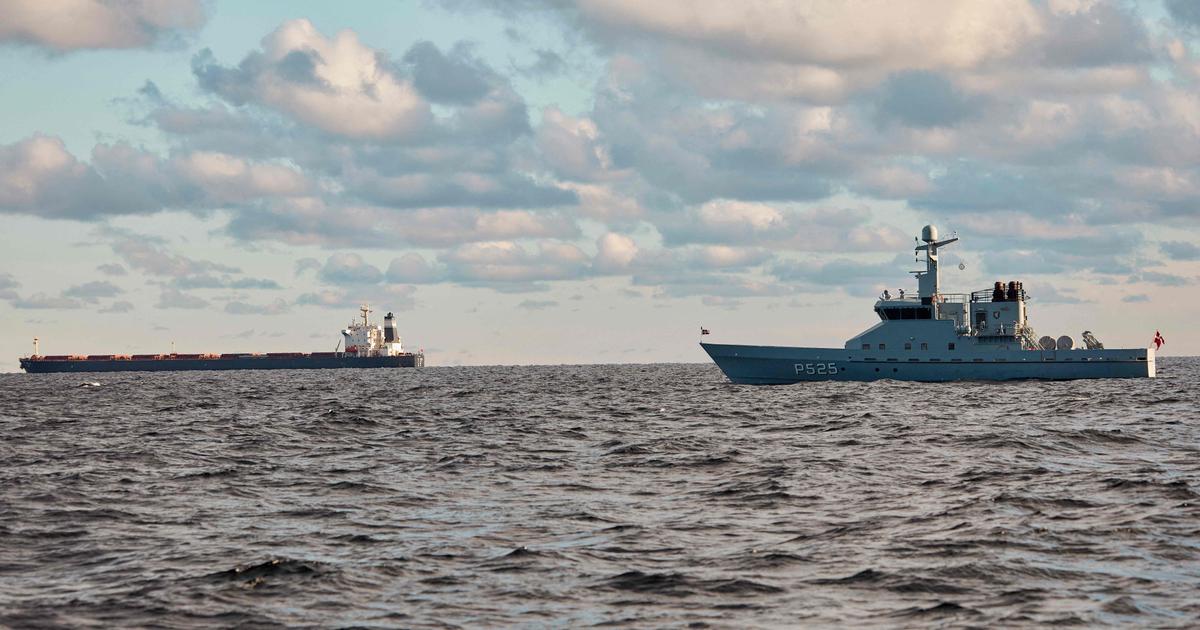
[913,224,958,301]
[360,303,371,326]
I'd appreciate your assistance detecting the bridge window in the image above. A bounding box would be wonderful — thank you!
[920,342,928,350]
[948,342,955,350]
[881,307,932,320]
[878,343,886,350]
[862,343,870,350]
[904,342,911,350]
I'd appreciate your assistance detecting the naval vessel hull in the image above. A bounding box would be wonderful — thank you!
[701,342,1154,384]
[19,354,423,373]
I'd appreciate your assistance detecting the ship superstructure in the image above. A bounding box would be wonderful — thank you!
[702,225,1154,383]
[19,305,424,373]
[341,305,408,357]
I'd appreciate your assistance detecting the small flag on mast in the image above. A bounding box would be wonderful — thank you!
[700,327,710,335]
[1153,330,1165,350]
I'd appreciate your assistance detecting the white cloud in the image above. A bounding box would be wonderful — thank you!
[594,232,639,272]
[573,0,1043,71]
[194,19,431,140]
[0,0,207,52]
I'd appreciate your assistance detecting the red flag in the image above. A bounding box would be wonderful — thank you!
[1153,331,1164,350]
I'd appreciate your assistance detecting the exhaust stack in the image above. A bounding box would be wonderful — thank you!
[384,312,397,342]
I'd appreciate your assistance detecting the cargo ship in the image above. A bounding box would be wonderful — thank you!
[19,305,424,373]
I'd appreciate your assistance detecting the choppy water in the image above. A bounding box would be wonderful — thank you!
[1,359,1198,628]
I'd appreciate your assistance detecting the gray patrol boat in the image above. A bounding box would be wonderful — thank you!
[702,225,1154,383]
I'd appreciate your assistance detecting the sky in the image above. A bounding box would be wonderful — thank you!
[1,0,1198,369]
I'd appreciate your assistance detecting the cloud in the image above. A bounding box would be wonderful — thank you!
[295,285,416,311]
[772,258,898,291]
[1161,240,1200,261]
[875,71,982,128]
[1128,271,1193,287]
[516,49,566,78]
[403,41,495,105]
[386,253,443,283]
[1167,0,1200,29]
[155,288,208,309]
[659,201,906,251]
[594,233,639,272]
[225,201,579,248]
[99,300,135,314]
[295,257,321,275]
[317,253,384,285]
[97,263,128,276]
[62,280,123,302]
[1031,284,1089,304]
[441,240,589,283]
[225,298,290,315]
[517,299,557,310]
[0,273,18,290]
[170,275,283,290]
[10,293,83,309]
[109,234,239,277]
[192,19,431,140]
[1122,293,1150,303]
[0,0,207,53]
[0,135,313,220]
[564,0,1041,74]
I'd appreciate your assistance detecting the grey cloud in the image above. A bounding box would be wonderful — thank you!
[657,202,906,252]
[63,281,123,302]
[226,203,579,249]
[1031,284,1090,305]
[170,275,282,290]
[111,236,240,277]
[386,254,444,283]
[349,166,572,209]
[875,71,981,129]
[317,254,385,285]
[11,293,83,309]
[1122,293,1150,303]
[296,290,359,309]
[225,298,290,315]
[1166,0,1200,28]
[591,91,838,203]
[0,273,18,290]
[97,263,128,276]
[1161,240,1200,261]
[403,41,494,104]
[155,288,209,309]
[772,258,898,288]
[517,299,557,310]
[633,269,792,299]
[295,286,416,312]
[295,258,322,275]
[0,134,310,221]
[516,49,566,78]
[1129,271,1193,287]
[1037,3,1151,68]
[0,136,170,220]
[99,300,135,314]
